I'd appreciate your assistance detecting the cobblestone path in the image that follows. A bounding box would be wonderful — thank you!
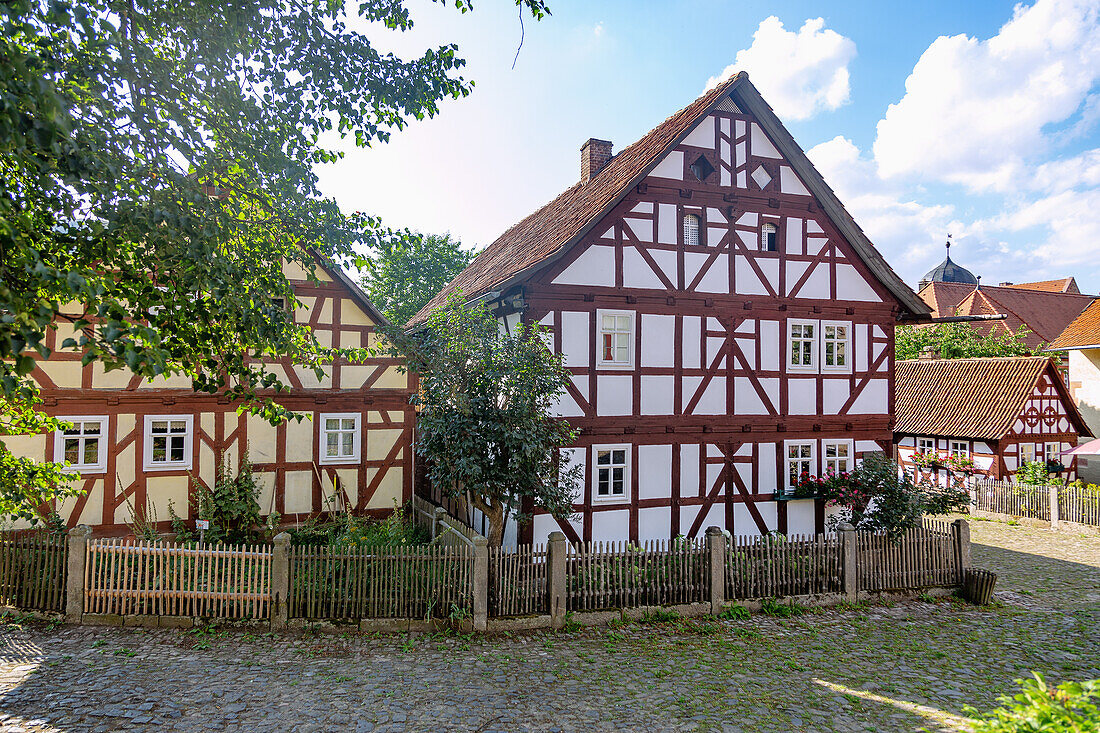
[1,518,1098,732]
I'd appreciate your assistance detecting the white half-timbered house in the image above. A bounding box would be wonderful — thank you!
[411,73,931,544]
[895,356,1090,485]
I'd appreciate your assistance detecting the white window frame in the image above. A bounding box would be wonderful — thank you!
[596,309,635,370]
[143,415,194,471]
[592,444,630,502]
[683,213,701,247]
[319,412,362,465]
[1044,442,1060,463]
[949,440,969,458]
[54,416,108,474]
[787,319,818,372]
[820,321,852,373]
[917,437,935,454]
[822,439,853,475]
[784,440,817,491]
[1019,443,1036,465]
[760,222,778,252]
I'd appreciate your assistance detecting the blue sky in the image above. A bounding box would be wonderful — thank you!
[316,0,1100,293]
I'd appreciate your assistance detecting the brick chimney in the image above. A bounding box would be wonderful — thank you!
[580,138,613,184]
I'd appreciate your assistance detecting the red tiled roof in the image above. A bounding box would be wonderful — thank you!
[1048,300,1100,351]
[895,356,1089,439]
[409,73,929,326]
[917,282,1095,348]
[1003,277,1080,294]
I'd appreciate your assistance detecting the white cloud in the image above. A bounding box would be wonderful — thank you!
[706,17,855,121]
[873,0,1100,191]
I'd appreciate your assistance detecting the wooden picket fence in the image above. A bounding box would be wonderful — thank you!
[84,539,271,618]
[0,532,67,612]
[288,544,471,620]
[726,533,842,599]
[490,544,547,616]
[1057,484,1100,527]
[566,539,708,612]
[972,480,1051,520]
[856,519,958,591]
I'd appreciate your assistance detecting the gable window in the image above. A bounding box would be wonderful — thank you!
[594,446,629,500]
[55,417,108,473]
[683,213,701,247]
[821,322,850,371]
[597,310,634,368]
[320,413,361,464]
[917,437,935,454]
[787,320,817,371]
[785,441,816,490]
[823,440,852,475]
[1019,443,1035,465]
[689,155,715,182]
[761,222,778,252]
[143,415,193,470]
[949,440,969,458]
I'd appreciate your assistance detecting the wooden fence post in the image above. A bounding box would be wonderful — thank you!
[952,518,971,584]
[471,537,488,632]
[1049,485,1060,529]
[64,525,91,624]
[837,523,857,602]
[705,526,726,614]
[271,532,290,631]
[547,531,567,629]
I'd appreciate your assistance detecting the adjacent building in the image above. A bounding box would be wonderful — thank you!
[1047,300,1100,483]
[3,261,415,532]
[894,356,1089,485]
[411,73,931,545]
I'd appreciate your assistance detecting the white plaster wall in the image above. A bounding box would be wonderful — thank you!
[554,245,615,287]
[638,445,673,500]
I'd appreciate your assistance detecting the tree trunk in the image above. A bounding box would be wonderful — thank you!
[470,494,506,548]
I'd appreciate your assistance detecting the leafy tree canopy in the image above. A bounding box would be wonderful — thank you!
[0,0,548,520]
[360,232,474,326]
[896,323,1040,361]
[385,294,579,547]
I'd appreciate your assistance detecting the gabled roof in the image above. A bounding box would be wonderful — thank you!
[1004,277,1080,294]
[313,256,391,328]
[408,73,929,326]
[894,356,1090,440]
[1048,300,1100,351]
[917,281,1094,348]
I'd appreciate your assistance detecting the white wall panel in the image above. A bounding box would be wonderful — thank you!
[553,245,615,287]
[596,375,633,416]
[641,314,676,367]
[561,311,589,368]
[638,445,673,500]
[640,376,674,415]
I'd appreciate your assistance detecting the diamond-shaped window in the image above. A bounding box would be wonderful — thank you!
[690,155,715,182]
[751,165,772,190]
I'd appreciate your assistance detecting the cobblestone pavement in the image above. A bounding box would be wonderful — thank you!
[1,518,1098,733]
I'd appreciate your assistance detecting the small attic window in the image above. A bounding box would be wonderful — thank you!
[761,222,778,252]
[689,155,715,182]
[683,214,701,247]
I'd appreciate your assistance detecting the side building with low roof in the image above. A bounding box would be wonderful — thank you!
[894,356,1090,486]
[1047,300,1100,483]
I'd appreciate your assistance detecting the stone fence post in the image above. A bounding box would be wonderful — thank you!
[432,506,448,540]
[471,537,488,632]
[270,532,290,631]
[837,522,857,602]
[546,531,567,629]
[705,527,726,614]
[1049,485,1060,529]
[65,525,91,624]
[952,518,971,584]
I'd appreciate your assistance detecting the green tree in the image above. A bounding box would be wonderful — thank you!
[0,0,549,520]
[360,232,474,325]
[387,294,580,547]
[896,323,1040,361]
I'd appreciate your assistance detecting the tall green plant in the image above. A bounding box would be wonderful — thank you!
[192,458,266,544]
[386,294,580,547]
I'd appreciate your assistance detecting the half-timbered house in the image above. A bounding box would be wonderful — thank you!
[410,73,931,544]
[894,356,1089,485]
[3,261,415,532]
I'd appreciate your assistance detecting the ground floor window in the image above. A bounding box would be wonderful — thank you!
[917,437,935,454]
[785,441,815,490]
[1019,443,1035,465]
[320,413,361,464]
[823,440,852,474]
[594,445,629,500]
[55,417,108,473]
[1044,442,1060,463]
[949,440,969,458]
[143,415,193,470]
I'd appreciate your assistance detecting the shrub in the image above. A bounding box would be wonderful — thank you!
[288,502,430,548]
[191,458,266,544]
[1017,461,1053,486]
[965,674,1100,732]
[761,597,806,618]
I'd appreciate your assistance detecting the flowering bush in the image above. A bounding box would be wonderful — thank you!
[911,451,946,468]
[944,454,976,474]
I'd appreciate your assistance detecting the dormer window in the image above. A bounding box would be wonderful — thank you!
[689,154,715,182]
[683,214,701,247]
[761,223,778,252]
